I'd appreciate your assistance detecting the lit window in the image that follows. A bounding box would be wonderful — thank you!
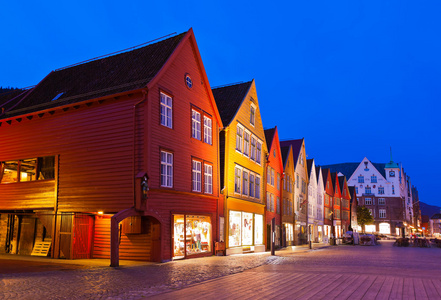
[161,151,173,187]
[250,105,255,126]
[204,164,213,194]
[192,160,202,192]
[192,109,201,140]
[204,116,212,145]
[160,93,172,128]
[236,126,243,152]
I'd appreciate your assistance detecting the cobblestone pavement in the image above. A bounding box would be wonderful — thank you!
[1,241,441,299]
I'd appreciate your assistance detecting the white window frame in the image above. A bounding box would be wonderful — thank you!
[161,150,173,187]
[235,166,241,194]
[256,141,262,164]
[243,131,250,157]
[160,92,172,128]
[192,109,201,140]
[365,198,372,205]
[204,164,213,194]
[204,116,212,145]
[236,126,243,152]
[379,209,386,218]
[192,160,202,192]
[378,198,386,205]
[249,173,255,198]
[255,175,261,199]
[250,137,256,161]
[242,170,249,196]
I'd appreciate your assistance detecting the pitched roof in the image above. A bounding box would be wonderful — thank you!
[212,81,252,126]
[338,176,347,194]
[319,162,387,180]
[264,127,276,150]
[281,145,291,169]
[348,186,357,204]
[315,166,321,184]
[431,213,441,220]
[1,32,187,119]
[280,139,303,168]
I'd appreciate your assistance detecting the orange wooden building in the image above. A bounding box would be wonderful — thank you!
[0,29,223,265]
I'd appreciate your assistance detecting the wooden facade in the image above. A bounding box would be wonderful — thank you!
[331,173,342,238]
[321,168,334,241]
[0,29,223,265]
[339,176,351,233]
[213,80,267,255]
[280,145,295,247]
[264,127,283,249]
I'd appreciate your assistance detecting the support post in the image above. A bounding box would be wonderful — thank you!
[271,218,275,255]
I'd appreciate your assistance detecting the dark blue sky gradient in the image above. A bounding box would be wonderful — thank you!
[1,1,440,206]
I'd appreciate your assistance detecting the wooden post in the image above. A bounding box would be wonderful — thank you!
[110,216,119,267]
[271,218,275,255]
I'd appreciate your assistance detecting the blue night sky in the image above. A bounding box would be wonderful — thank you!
[1,1,440,207]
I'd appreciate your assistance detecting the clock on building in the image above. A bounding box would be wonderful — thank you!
[389,171,395,177]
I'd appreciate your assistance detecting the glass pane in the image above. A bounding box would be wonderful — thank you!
[173,215,185,259]
[242,212,253,246]
[229,211,242,247]
[254,214,263,245]
[186,215,211,255]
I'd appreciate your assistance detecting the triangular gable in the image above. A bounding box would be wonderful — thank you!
[322,168,334,196]
[265,126,284,172]
[339,176,351,200]
[332,173,341,198]
[280,138,304,169]
[347,157,387,183]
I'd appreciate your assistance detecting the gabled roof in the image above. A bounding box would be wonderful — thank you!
[212,81,253,126]
[315,166,321,184]
[281,145,292,170]
[280,138,304,169]
[264,127,276,150]
[431,213,441,220]
[1,32,187,119]
[320,162,387,179]
[348,186,357,204]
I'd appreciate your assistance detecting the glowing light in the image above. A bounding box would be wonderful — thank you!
[97,211,104,215]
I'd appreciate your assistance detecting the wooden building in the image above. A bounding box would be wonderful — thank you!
[331,173,342,239]
[212,80,267,255]
[280,145,295,246]
[264,127,283,249]
[321,168,334,243]
[0,29,223,265]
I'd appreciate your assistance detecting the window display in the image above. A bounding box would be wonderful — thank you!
[229,211,242,247]
[242,212,253,245]
[254,214,263,245]
[285,223,294,242]
[173,214,211,259]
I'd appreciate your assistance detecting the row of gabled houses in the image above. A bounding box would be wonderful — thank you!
[0,29,420,265]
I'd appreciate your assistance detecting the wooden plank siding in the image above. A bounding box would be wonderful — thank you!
[0,181,55,210]
[0,95,144,212]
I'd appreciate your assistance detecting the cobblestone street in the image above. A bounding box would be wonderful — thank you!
[1,241,441,299]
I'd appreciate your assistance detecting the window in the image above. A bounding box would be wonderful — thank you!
[302,180,306,194]
[369,209,375,218]
[379,209,386,218]
[1,156,56,184]
[235,167,241,193]
[242,171,249,196]
[267,168,271,184]
[191,109,201,140]
[161,151,173,187]
[296,174,299,188]
[266,192,271,211]
[243,131,250,156]
[250,105,255,126]
[204,164,213,194]
[273,149,276,158]
[335,209,341,219]
[371,175,377,183]
[356,187,358,194]
[343,211,350,220]
[271,169,275,186]
[378,186,384,195]
[256,142,262,164]
[249,174,255,198]
[204,116,212,145]
[378,198,385,205]
[250,137,256,161]
[192,160,202,192]
[255,176,261,199]
[299,153,303,165]
[160,92,172,128]
[358,175,364,183]
[236,126,243,152]
[365,186,371,194]
[277,173,280,190]
[277,197,280,214]
[271,194,275,212]
[392,185,395,195]
[365,198,372,205]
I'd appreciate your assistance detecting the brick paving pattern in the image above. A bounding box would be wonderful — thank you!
[1,241,441,299]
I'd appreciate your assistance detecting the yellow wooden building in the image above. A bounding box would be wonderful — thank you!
[212,80,267,254]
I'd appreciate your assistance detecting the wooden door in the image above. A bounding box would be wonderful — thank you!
[18,216,36,255]
[151,218,161,262]
[73,214,94,259]
[59,213,73,259]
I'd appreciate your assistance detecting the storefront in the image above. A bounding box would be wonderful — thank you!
[172,214,212,259]
[379,222,391,235]
[227,210,264,254]
[283,222,294,246]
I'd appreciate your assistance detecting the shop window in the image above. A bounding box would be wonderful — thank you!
[242,212,253,246]
[229,211,242,247]
[173,214,212,258]
[254,214,264,245]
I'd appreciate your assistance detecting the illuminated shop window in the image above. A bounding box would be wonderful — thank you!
[173,214,212,259]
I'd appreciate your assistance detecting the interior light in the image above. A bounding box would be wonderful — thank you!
[98,211,104,215]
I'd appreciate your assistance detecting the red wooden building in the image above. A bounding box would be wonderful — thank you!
[0,29,223,265]
[339,175,351,234]
[321,168,334,243]
[331,173,342,239]
[264,127,283,249]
